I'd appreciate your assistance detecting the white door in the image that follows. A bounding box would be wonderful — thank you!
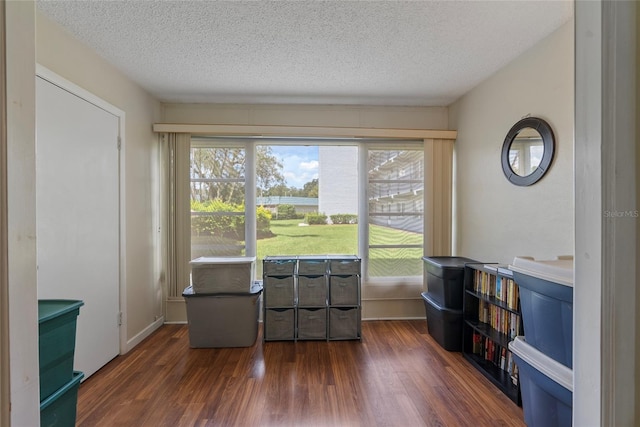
[36,76,120,379]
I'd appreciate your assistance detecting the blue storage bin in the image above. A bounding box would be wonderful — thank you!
[509,256,573,368]
[509,337,573,427]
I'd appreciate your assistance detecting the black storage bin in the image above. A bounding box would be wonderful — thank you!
[422,256,478,309]
[421,292,463,351]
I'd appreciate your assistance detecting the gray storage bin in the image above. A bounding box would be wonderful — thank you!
[297,307,327,340]
[330,275,359,305]
[182,282,262,348]
[263,257,297,276]
[298,258,327,275]
[329,307,359,340]
[298,275,327,306]
[264,308,295,341]
[329,257,360,276]
[264,275,295,307]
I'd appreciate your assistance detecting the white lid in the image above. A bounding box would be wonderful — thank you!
[508,336,573,391]
[190,256,256,265]
[508,255,574,287]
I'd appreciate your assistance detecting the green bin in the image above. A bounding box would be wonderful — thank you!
[40,371,84,427]
[38,300,84,401]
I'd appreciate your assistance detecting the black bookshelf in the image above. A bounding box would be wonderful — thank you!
[462,264,522,406]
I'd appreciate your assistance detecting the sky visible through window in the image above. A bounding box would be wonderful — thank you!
[270,146,319,188]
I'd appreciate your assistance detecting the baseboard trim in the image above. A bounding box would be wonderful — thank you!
[125,316,164,353]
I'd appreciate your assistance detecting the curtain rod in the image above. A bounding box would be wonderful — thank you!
[191,135,425,145]
[153,123,457,140]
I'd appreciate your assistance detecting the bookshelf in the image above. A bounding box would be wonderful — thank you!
[463,263,522,405]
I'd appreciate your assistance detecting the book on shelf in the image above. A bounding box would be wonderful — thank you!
[478,302,521,339]
[471,264,521,311]
[483,264,499,272]
[480,300,489,324]
[472,332,483,354]
[509,312,522,340]
[509,358,519,386]
[471,330,520,379]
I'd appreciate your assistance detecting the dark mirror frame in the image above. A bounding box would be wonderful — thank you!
[501,117,555,186]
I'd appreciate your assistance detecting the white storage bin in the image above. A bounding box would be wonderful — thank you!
[190,256,256,293]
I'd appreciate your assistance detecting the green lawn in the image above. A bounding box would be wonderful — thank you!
[193,219,423,276]
[257,219,423,276]
[257,219,358,258]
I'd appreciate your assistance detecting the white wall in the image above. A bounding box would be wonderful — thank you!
[35,12,163,348]
[161,103,449,129]
[449,21,574,264]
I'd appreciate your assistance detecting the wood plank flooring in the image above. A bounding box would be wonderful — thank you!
[76,320,524,427]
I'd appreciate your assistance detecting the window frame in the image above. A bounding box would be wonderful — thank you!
[188,136,425,283]
[359,142,425,284]
[189,138,256,258]
[165,127,457,300]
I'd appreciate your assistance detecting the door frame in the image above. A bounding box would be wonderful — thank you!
[35,64,127,355]
[574,1,638,424]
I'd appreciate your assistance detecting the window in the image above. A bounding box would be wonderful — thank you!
[255,145,358,267]
[188,137,424,280]
[190,143,246,258]
[367,149,424,277]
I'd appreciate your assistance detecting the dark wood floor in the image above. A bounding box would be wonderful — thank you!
[77,320,524,426]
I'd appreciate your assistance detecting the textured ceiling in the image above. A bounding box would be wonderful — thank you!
[36,0,574,106]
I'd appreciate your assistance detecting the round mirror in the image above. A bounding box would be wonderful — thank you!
[501,117,555,186]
